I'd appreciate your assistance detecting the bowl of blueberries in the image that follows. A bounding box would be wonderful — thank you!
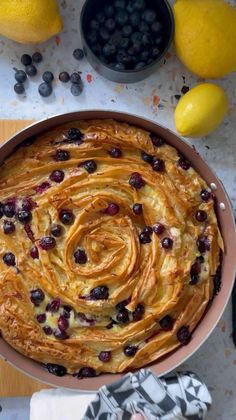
[81,0,174,83]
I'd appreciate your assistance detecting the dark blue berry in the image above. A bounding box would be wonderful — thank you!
[177,326,191,345]
[71,83,83,96]
[3,220,15,234]
[178,156,191,170]
[132,203,143,215]
[83,160,97,174]
[46,363,67,376]
[114,0,125,9]
[70,72,82,84]
[116,298,130,311]
[43,326,53,335]
[90,286,109,300]
[99,351,111,362]
[115,10,128,26]
[96,12,105,23]
[42,71,54,83]
[122,25,132,37]
[37,313,46,323]
[73,48,84,60]
[129,172,145,189]
[155,36,163,46]
[53,149,70,161]
[113,62,125,70]
[3,202,15,218]
[141,32,153,46]
[151,21,163,34]
[30,246,39,259]
[152,158,165,172]
[38,82,52,97]
[74,249,87,264]
[103,43,116,57]
[133,0,145,11]
[46,298,61,313]
[139,232,152,244]
[150,133,165,147]
[105,18,116,32]
[14,83,25,94]
[21,54,32,66]
[30,289,45,306]
[200,189,212,202]
[106,203,120,216]
[141,151,153,164]
[105,4,114,17]
[87,30,97,44]
[197,236,210,253]
[119,37,130,49]
[124,345,138,357]
[140,50,150,61]
[77,367,96,378]
[15,70,27,83]
[58,315,69,331]
[132,304,145,321]
[130,12,140,28]
[32,52,43,63]
[139,21,149,32]
[142,226,153,235]
[99,27,110,42]
[67,127,83,143]
[3,252,15,266]
[116,309,129,324]
[39,236,56,250]
[195,210,207,222]
[152,47,160,58]
[51,224,63,237]
[143,9,156,24]
[153,223,165,235]
[159,315,173,330]
[49,169,65,183]
[90,19,99,31]
[59,210,75,225]
[108,147,122,158]
[161,237,173,249]
[25,64,37,76]
[17,210,32,224]
[131,31,142,44]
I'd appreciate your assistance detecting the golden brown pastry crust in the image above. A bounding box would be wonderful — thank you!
[0,120,223,374]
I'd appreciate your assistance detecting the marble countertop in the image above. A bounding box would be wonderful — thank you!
[0,0,235,419]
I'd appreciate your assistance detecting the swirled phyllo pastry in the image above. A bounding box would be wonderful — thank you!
[0,120,223,378]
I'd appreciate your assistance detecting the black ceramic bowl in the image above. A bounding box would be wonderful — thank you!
[80,0,174,83]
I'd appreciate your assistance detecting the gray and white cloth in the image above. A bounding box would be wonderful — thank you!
[83,369,212,420]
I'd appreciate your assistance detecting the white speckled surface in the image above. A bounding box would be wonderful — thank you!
[0,0,235,418]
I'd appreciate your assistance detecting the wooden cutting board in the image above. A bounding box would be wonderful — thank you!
[0,120,51,397]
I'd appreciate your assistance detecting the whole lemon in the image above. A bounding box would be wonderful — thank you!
[0,0,63,44]
[174,0,236,79]
[174,83,228,137]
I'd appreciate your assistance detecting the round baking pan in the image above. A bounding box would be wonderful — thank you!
[0,110,235,391]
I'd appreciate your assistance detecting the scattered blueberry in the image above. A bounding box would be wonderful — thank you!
[98,351,111,362]
[49,170,65,183]
[161,237,173,249]
[76,367,96,378]
[140,50,150,61]
[37,313,46,323]
[25,64,37,77]
[132,304,145,321]
[90,19,99,31]
[63,305,73,319]
[135,61,146,70]
[150,133,165,147]
[17,210,32,224]
[82,160,97,174]
[155,35,163,46]
[59,71,70,83]
[151,21,163,33]
[32,52,43,63]
[99,27,110,42]
[46,363,67,376]
[30,246,39,259]
[106,203,120,216]
[30,289,45,306]
[74,249,87,264]
[200,189,212,202]
[53,149,70,161]
[129,172,146,189]
[3,252,16,266]
[139,21,149,32]
[42,71,54,83]
[152,47,160,58]
[15,70,27,83]
[152,158,165,172]
[3,220,15,234]
[67,127,83,143]
[178,156,191,170]
[70,72,82,84]
[130,12,140,28]
[21,197,36,211]
[87,30,98,44]
[123,345,138,357]
[197,236,210,253]
[113,62,125,70]
[39,236,56,250]
[139,232,152,244]
[59,210,75,225]
[159,315,173,330]
[141,151,153,164]
[58,315,69,331]
[3,202,15,218]
[73,48,84,60]
[108,147,122,158]
[181,85,190,95]
[114,0,125,9]
[195,210,207,222]
[177,326,191,345]
[14,82,25,94]
[133,0,145,10]
[46,298,61,313]
[38,82,52,97]
[51,224,63,237]
[116,298,130,311]
[43,326,53,335]
[90,286,109,300]
[153,223,165,235]
[71,83,83,96]
[116,309,129,324]
[21,54,32,66]
[132,203,143,215]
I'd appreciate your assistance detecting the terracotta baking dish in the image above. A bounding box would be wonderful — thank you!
[0,110,235,391]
